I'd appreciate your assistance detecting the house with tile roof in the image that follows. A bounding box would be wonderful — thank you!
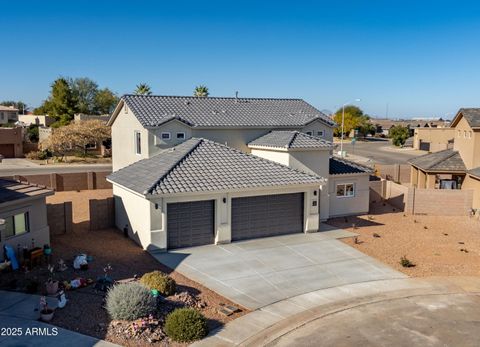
[107,95,371,251]
[408,108,480,210]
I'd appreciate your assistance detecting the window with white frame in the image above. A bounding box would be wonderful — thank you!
[134,131,141,155]
[161,132,171,140]
[176,132,185,140]
[464,130,467,138]
[4,212,29,239]
[336,183,355,198]
[317,130,324,137]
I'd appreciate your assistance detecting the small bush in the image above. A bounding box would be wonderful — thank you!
[105,282,156,321]
[400,256,415,268]
[140,271,176,296]
[26,150,48,160]
[164,308,208,342]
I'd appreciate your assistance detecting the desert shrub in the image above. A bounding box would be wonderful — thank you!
[105,282,156,321]
[400,256,415,268]
[164,308,208,342]
[140,271,176,296]
[26,150,48,160]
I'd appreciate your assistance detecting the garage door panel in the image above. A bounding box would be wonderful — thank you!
[167,200,215,249]
[232,193,304,241]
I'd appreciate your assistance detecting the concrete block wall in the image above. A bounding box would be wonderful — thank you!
[9,172,112,191]
[89,197,115,231]
[375,164,411,184]
[46,202,73,235]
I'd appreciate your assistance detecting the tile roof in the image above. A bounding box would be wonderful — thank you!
[248,131,333,150]
[468,167,480,179]
[408,149,466,172]
[0,179,53,205]
[456,108,480,128]
[0,105,18,112]
[329,157,373,175]
[118,95,335,128]
[108,138,324,196]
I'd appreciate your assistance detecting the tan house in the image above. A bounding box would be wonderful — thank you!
[409,108,480,210]
[0,105,19,124]
[0,179,53,262]
[107,95,372,251]
[18,114,54,127]
[0,127,23,158]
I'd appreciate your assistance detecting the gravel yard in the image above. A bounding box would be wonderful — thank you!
[329,202,480,277]
[1,190,247,346]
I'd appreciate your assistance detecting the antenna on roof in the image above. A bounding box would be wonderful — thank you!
[235,91,239,102]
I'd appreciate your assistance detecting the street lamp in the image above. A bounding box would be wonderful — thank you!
[340,98,361,157]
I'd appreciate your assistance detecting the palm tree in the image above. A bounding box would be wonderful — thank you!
[134,83,152,95]
[194,85,209,97]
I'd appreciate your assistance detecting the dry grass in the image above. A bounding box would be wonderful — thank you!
[329,202,480,277]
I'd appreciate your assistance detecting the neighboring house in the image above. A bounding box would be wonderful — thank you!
[18,114,54,127]
[409,108,480,209]
[372,118,450,137]
[74,113,110,123]
[0,105,19,124]
[0,127,23,158]
[0,179,54,261]
[107,95,372,251]
[413,127,455,152]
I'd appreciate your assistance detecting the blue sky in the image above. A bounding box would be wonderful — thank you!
[1,0,480,119]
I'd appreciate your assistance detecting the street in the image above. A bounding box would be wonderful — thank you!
[0,159,111,176]
[335,140,424,165]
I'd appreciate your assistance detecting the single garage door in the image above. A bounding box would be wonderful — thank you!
[232,193,304,241]
[0,144,15,158]
[167,200,215,249]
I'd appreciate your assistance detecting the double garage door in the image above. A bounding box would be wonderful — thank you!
[166,193,304,249]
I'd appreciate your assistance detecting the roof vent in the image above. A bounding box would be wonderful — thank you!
[184,101,191,105]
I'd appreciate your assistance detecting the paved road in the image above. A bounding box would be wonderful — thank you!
[335,140,423,164]
[269,292,480,347]
[0,159,111,176]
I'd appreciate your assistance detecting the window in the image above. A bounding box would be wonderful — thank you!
[161,132,171,140]
[336,183,355,198]
[464,130,467,138]
[469,131,473,139]
[176,132,186,140]
[134,131,141,155]
[124,104,128,114]
[0,113,4,120]
[317,130,324,137]
[4,212,29,239]
[305,131,313,136]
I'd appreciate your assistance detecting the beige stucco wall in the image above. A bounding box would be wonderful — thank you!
[301,120,334,142]
[112,184,156,250]
[413,128,455,152]
[112,184,320,251]
[462,174,480,209]
[0,197,50,261]
[328,174,370,217]
[250,148,291,166]
[18,115,54,127]
[111,104,149,171]
[453,116,477,169]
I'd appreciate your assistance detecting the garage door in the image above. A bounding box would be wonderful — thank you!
[167,200,215,249]
[0,144,15,158]
[232,193,304,241]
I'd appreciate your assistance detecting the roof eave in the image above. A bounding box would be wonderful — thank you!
[106,99,125,126]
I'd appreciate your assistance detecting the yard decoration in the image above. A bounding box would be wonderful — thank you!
[73,254,88,270]
[45,264,59,295]
[95,264,114,292]
[57,290,67,308]
[58,259,68,272]
[39,296,55,322]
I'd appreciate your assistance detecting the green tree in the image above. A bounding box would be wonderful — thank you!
[70,77,99,114]
[26,124,39,142]
[0,101,28,114]
[333,105,364,137]
[34,78,78,121]
[356,115,376,137]
[135,83,152,95]
[389,125,410,146]
[94,88,118,114]
[194,85,209,97]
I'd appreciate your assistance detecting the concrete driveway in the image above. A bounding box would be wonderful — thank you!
[152,224,406,309]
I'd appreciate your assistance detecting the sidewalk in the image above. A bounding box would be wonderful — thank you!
[0,290,118,347]
[192,276,480,346]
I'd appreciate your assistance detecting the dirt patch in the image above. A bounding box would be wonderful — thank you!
[1,190,247,346]
[329,202,480,277]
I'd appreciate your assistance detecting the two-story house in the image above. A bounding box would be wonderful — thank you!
[107,95,372,251]
[0,105,19,124]
[409,108,480,209]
